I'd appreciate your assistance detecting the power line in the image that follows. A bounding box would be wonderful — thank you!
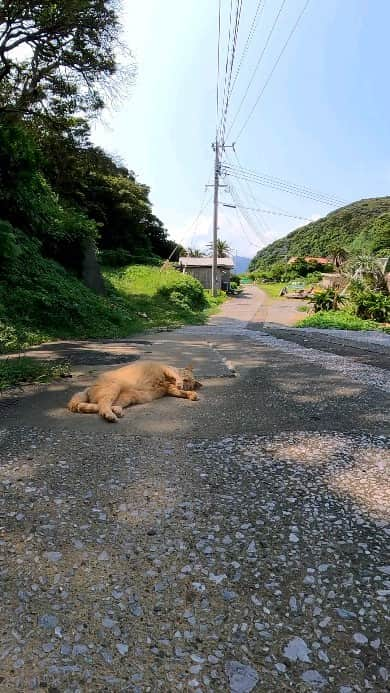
[229,183,271,246]
[228,164,346,204]
[234,0,311,141]
[228,170,342,206]
[229,0,266,99]
[219,0,244,143]
[230,149,270,233]
[234,204,313,222]
[226,0,287,140]
[167,180,212,260]
[219,0,234,133]
[224,164,345,206]
[233,203,264,249]
[216,0,222,127]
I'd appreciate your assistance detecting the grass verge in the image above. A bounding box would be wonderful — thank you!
[0,237,226,353]
[0,357,71,391]
[257,282,285,298]
[296,310,389,332]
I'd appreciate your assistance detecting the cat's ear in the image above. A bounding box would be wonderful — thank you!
[194,380,202,388]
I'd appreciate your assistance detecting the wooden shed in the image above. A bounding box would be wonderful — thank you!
[179,256,234,291]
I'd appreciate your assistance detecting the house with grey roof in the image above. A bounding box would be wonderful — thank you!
[179,256,234,291]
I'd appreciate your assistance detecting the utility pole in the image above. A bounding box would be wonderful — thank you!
[211,138,220,297]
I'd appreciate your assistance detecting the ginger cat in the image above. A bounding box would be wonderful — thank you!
[68,360,201,422]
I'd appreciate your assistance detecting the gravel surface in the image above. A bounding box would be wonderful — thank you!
[181,325,390,394]
[0,290,389,691]
[0,429,389,691]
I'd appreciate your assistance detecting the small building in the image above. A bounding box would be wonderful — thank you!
[179,256,234,291]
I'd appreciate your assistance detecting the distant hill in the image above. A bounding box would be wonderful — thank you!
[249,196,390,270]
[234,256,251,273]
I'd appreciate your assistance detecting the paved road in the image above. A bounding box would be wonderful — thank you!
[250,287,306,327]
[0,288,389,692]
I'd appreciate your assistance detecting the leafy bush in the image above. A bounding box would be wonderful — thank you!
[297,310,385,332]
[156,276,207,310]
[230,281,238,291]
[230,274,241,285]
[309,289,346,312]
[304,271,323,284]
[0,220,20,265]
[349,283,390,322]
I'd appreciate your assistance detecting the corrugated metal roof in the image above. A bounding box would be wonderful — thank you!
[179,256,234,268]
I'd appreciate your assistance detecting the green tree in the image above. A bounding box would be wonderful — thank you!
[345,254,388,294]
[329,246,348,268]
[0,0,134,120]
[186,248,204,257]
[207,238,232,258]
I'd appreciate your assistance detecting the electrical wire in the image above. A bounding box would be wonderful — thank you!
[167,182,212,261]
[224,165,345,206]
[227,163,345,204]
[234,0,311,141]
[219,0,244,143]
[229,0,266,99]
[216,0,222,128]
[229,149,270,233]
[235,204,313,222]
[225,0,287,140]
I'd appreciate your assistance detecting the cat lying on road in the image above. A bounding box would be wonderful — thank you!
[68,360,201,422]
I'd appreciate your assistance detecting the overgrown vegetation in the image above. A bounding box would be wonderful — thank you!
[250,198,390,271]
[0,243,223,353]
[251,257,329,284]
[0,357,71,391]
[297,311,388,332]
[0,2,199,359]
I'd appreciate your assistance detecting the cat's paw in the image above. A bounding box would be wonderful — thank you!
[188,391,198,401]
[102,410,118,423]
[112,406,124,418]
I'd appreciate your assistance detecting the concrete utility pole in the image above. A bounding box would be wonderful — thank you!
[211,138,220,297]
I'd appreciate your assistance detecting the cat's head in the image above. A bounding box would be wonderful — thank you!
[180,364,202,391]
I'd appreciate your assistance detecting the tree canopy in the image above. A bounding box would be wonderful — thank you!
[250,197,390,271]
[0,0,133,120]
[0,1,179,277]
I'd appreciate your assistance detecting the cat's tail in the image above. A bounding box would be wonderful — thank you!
[68,389,89,413]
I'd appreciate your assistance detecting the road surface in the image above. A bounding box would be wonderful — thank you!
[0,286,389,691]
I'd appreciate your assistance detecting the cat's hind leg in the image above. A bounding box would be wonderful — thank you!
[68,389,89,412]
[75,403,99,414]
[115,387,166,412]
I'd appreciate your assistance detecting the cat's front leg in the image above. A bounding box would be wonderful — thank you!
[166,385,198,400]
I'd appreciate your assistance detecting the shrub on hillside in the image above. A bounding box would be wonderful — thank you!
[349,283,390,322]
[0,232,135,350]
[310,289,346,312]
[157,273,207,310]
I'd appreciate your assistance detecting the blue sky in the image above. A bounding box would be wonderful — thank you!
[92,0,390,259]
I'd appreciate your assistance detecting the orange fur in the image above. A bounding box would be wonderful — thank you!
[67,360,201,422]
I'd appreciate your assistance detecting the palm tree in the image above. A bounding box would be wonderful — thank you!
[206,238,232,258]
[344,254,389,293]
[186,248,204,257]
[329,246,348,269]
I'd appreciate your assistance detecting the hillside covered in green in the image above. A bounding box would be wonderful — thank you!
[250,197,390,269]
[0,1,214,365]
